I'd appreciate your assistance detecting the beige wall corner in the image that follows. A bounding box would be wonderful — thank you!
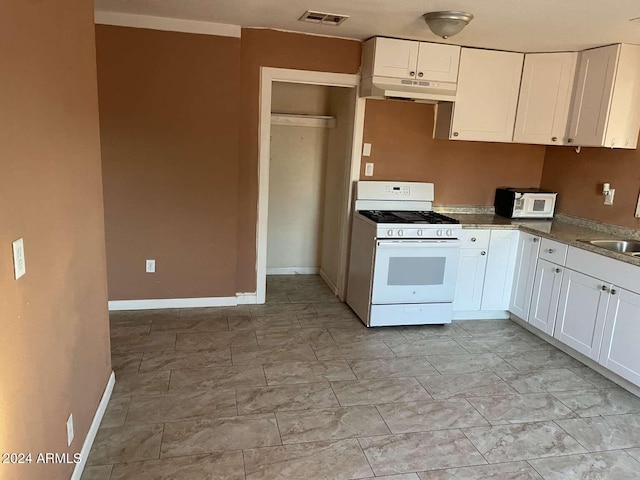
[0,2,111,480]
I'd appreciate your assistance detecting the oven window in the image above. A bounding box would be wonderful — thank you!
[387,257,446,286]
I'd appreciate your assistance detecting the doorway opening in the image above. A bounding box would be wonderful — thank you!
[256,68,365,304]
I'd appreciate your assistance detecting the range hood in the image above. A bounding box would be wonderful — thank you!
[360,75,457,103]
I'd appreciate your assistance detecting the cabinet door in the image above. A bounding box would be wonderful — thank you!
[371,37,419,79]
[566,45,618,147]
[416,42,461,82]
[453,248,488,311]
[599,287,640,386]
[509,233,540,320]
[528,259,563,335]
[451,48,524,142]
[482,230,519,311]
[554,269,609,360]
[513,52,577,145]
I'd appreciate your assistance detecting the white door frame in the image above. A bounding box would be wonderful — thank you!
[256,67,365,304]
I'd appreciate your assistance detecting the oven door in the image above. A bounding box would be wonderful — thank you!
[371,239,461,305]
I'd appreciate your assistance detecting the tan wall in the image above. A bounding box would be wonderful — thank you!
[272,82,331,115]
[541,145,640,228]
[361,100,547,205]
[0,2,111,480]
[96,26,241,300]
[268,123,329,269]
[237,28,362,292]
[321,87,357,287]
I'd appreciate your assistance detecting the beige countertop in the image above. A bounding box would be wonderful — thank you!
[448,213,640,267]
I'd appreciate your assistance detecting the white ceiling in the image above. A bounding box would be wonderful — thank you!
[94,0,640,52]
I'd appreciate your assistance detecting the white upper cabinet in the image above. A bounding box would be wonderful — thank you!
[435,48,524,142]
[415,42,461,82]
[513,52,578,145]
[567,44,640,149]
[361,37,460,82]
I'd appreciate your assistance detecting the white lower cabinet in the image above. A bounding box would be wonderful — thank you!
[599,287,640,385]
[528,259,564,335]
[553,269,610,360]
[453,230,489,313]
[481,230,520,310]
[453,248,487,311]
[509,232,540,320]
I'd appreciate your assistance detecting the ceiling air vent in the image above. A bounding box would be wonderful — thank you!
[299,10,349,26]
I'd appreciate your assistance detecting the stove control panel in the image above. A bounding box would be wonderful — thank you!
[379,228,460,238]
[383,185,411,196]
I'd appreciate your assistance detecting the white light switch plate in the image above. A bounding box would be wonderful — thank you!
[362,143,372,157]
[12,238,26,280]
[146,259,156,273]
[365,163,374,177]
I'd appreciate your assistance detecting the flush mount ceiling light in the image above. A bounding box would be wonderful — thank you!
[423,11,474,39]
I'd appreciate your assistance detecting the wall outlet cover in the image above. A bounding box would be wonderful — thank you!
[604,189,615,205]
[362,143,372,157]
[66,414,74,446]
[146,259,156,273]
[12,238,26,280]
[365,163,374,177]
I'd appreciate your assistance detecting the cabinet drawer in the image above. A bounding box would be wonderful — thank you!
[539,238,568,265]
[459,229,490,248]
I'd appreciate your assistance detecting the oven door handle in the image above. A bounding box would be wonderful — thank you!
[376,239,461,248]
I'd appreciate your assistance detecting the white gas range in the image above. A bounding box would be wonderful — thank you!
[346,181,462,327]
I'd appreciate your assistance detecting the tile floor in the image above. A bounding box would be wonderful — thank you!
[82,275,640,479]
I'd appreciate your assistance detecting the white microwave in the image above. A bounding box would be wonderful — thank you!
[494,188,557,219]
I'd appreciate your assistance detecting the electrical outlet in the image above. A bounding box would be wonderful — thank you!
[12,238,26,280]
[66,414,74,446]
[146,259,156,273]
[636,192,640,217]
[362,143,372,157]
[365,163,374,177]
[604,189,615,205]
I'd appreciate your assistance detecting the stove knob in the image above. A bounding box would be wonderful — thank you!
[446,229,453,236]
[437,229,443,236]
[387,229,393,236]
[397,230,403,237]
[417,230,423,237]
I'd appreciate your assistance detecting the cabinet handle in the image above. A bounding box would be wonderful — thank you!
[481,251,486,256]
[567,138,573,144]
[601,285,609,292]
[611,289,617,295]
[453,132,459,137]
[551,137,558,142]
[470,237,476,242]
[418,72,424,78]
[547,248,555,253]
[533,238,539,243]
[409,71,416,77]
[555,268,561,273]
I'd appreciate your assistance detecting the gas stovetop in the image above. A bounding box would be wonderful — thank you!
[358,210,460,225]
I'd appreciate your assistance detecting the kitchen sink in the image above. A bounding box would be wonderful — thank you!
[579,239,640,255]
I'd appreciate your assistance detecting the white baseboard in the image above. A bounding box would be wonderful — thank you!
[319,268,338,295]
[266,267,320,275]
[108,296,237,311]
[71,371,115,480]
[236,293,258,305]
[452,310,510,320]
